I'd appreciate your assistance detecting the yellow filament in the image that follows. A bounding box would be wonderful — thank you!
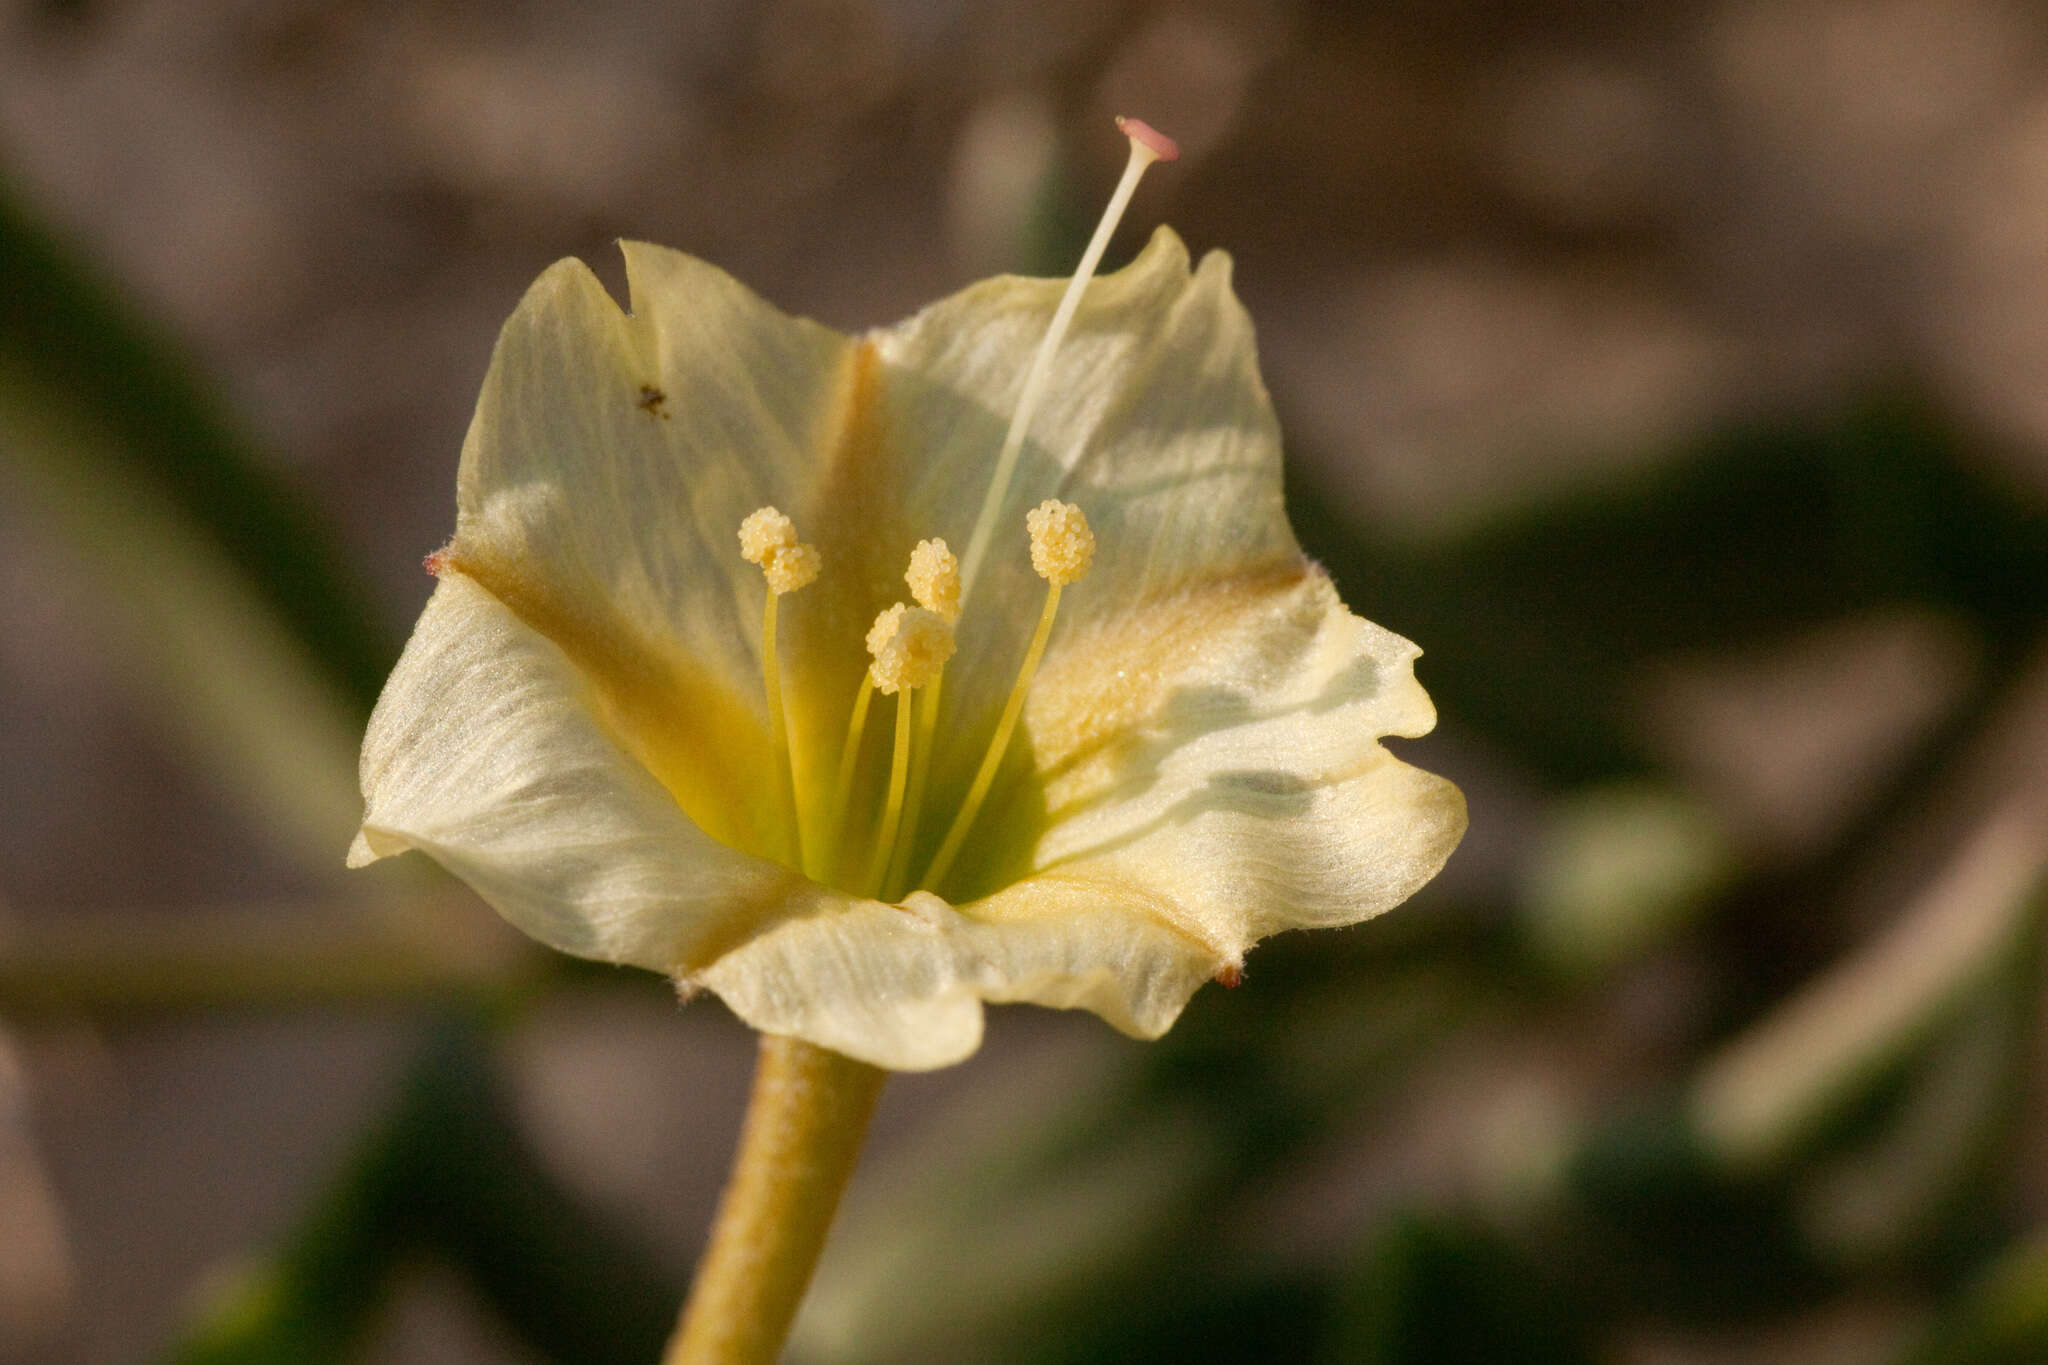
[825,673,876,880]
[863,689,915,898]
[884,673,944,899]
[956,138,1162,607]
[761,591,804,869]
[921,581,1062,893]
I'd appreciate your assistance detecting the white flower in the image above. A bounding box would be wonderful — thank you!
[348,221,1465,1070]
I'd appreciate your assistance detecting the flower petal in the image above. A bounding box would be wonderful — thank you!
[694,889,1214,1071]
[350,572,819,972]
[445,247,862,855]
[875,227,1303,793]
[967,566,1467,964]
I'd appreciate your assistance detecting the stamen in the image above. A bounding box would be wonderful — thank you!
[921,502,1094,892]
[825,673,875,878]
[823,604,913,881]
[858,604,956,898]
[885,682,942,899]
[863,690,915,898]
[956,116,1177,606]
[888,538,962,896]
[739,506,819,868]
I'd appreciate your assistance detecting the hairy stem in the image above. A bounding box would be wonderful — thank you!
[664,1035,886,1365]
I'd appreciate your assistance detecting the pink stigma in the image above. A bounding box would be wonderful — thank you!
[1115,115,1180,163]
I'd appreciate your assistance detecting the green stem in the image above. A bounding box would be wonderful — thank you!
[664,1035,886,1365]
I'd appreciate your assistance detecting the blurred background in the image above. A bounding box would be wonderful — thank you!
[2,0,2047,1361]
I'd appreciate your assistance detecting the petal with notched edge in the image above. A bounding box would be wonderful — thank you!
[446,249,858,857]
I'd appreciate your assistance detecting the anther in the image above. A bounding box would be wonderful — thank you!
[762,543,821,595]
[1026,500,1094,585]
[906,538,961,621]
[867,604,956,696]
[738,506,797,564]
[866,603,906,659]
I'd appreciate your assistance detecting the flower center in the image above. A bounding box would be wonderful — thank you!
[740,116,1173,902]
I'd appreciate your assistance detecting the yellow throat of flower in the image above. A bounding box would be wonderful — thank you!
[738,116,1171,904]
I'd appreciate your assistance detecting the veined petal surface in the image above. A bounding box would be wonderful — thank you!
[350,573,814,971]
[986,567,1466,966]
[445,249,857,857]
[874,228,1300,795]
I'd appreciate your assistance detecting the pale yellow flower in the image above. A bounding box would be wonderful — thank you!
[348,213,1466,1069]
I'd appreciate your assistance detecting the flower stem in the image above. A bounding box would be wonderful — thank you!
[665,1035,886,1365]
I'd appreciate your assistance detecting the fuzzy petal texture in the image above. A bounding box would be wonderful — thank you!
[352,227,1466,1070]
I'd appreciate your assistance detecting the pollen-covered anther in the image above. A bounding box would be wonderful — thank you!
[867,605,956,695]
[1026,499,1095,585]
[866,603,906,658]
[905,538,961,621]
[762,542,820,594]
[739,507,819,594]
[737,506,798,565]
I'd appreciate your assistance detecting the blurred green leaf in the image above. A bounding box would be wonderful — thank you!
[169,1018,679,1365]
[1521,780,1735,979]
[1288,398,2048,785]
[1050,1268,1336,1365]
[1564,1106,1830,1322]
[1793,979,2028,1272]
[1692,804,2048,1171]
[1901,1230,2048,1365]
[0,181,398,859]
[1327,1214,1599,1365]
[0,180,395,713]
